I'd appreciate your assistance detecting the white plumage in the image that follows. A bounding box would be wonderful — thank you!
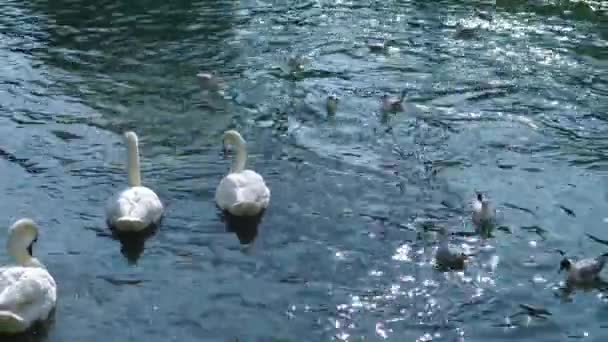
[0,219,56,334]
[106,131,164,232]
[215,130,270,216]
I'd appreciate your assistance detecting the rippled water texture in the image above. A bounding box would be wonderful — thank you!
[0,0,607,341]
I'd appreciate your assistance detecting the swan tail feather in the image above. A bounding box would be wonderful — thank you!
[114,216,147,232]
[230,202,263,216]
[0,310,27,333]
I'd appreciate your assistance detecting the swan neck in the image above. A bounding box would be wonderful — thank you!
[10,248,35,267]
[127,136,142,187]
[230,140,247,173]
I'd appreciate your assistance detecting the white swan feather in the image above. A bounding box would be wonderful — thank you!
[0,219,56,334]
[215,130,270,216]
[106,131,163,232]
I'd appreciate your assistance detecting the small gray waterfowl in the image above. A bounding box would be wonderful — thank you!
[472,192,495,230]
[326,94,339,115]
[381,90,406,113]
[435,228,468,270]
[559,251,608,287]
[197,72,225,93]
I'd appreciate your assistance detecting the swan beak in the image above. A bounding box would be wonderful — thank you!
[27,243,34,256]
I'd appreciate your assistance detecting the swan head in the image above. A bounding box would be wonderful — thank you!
[222,131,248,173]
[124,131,138,145]
[559,258,572,273]
[223,130,246,150]
[8,218,39,262]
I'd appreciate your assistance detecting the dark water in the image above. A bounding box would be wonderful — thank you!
[0,0,607,340]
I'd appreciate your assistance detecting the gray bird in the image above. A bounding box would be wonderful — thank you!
[197,72,225,94]
[326,94,339,115]
[381,89,407,113]
[559,252,608,286]
[435,228,468,270]
[472,192,495,230]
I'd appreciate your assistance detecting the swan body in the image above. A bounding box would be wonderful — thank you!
[560,253,608,286]
[106,131,163,232]
[472,192,494,229]
[0,219,56,334]
[215,130,270,216]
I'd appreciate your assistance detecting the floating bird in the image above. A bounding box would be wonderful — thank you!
[106,131,164,232]
[435,228,467,270]
[472,192,495,230]
[367,39,388,53]
[215,130,270,217]
[381,90,407,113]
[558,249,608,287]
[326,94,339,115]
[0,219,56,334]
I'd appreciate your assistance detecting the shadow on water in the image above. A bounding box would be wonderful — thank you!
[218,208,265,246]
[0,310,55,342]
[109,222,160,264]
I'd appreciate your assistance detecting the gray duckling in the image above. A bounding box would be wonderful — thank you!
[381,89,407,113]
[326,94,339,115]
[197,72,225,94]
[559,250,608,287]
[435,227,468,270]
[472,192,495,230]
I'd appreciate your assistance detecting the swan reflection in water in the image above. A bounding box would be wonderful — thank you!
[110,223,160,264]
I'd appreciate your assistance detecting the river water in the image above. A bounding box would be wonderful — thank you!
[0,0,607,341]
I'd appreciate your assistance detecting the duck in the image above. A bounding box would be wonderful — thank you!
[0,219,56,334]
[197,72,225,94]
[435,228,467,270]
[326,94,339,115]
[559,251,608,287]
[472,192,494,229]
[367,39,388,53]
[215,130,270,216]
[105,131,164,232]
[381,90,406,113]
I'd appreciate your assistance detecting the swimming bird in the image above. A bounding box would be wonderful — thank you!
[326,94,339,115]
[435,228,467,270]
[106,131,164,232]
[559,251,608,287]
[472,192,494,230]
[215,130,270,217]
[381,90,406,113]
[0,219,56,334]
[367,39,388,53]
[197,72,225,94]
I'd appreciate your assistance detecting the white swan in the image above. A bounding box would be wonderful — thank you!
[215,130,270,216]
[106,131,164,232]
[0,219,56,334]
